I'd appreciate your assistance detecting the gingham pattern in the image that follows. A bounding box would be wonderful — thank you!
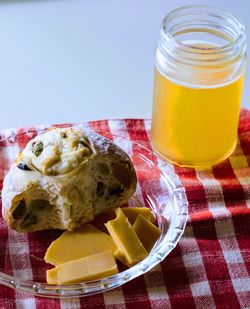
[0,110,250,309]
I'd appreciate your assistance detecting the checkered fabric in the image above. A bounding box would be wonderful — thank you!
[0,110,250,309]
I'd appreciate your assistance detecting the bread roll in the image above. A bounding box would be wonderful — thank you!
[2,127,137,232]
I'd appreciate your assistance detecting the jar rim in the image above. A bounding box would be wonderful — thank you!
[160,5,246,64]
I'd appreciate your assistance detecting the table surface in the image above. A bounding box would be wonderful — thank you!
[0,115,250,308]
[0,0,250,129]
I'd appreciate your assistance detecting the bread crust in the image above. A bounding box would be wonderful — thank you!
[2,128,137,232]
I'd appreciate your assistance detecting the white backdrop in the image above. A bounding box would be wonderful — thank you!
[0,0,249,129]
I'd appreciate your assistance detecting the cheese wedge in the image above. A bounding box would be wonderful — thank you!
[133,215,161,252]
[44,224,117,265]
[46,250,118,284]
[105,208,148,267]
[93,207,155,232]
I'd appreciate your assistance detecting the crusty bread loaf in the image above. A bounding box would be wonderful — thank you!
[2,127,137,232]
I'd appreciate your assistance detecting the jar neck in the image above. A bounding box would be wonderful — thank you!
[158,6,246,66]
[156,6,247,86]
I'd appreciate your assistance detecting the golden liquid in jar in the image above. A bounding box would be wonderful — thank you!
[151,51,244,169]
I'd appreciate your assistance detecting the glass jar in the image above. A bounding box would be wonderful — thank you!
[151,5,247,169]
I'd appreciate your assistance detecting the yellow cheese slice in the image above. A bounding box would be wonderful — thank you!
[133,215,161,252]
[122,207,155,224]
[105,208,148,267]
[44,224,117,265]
[113,248,129,266]
[93,207,155,232]
[46,250,118,284]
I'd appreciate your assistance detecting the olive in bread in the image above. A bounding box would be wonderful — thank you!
[1,127,137,232]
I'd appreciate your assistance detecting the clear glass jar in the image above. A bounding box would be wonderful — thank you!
[151,5,247,169]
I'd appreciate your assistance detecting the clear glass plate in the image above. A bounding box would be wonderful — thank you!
[0,127,188,298]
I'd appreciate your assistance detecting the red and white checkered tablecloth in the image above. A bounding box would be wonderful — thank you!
[0,110,250,309]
